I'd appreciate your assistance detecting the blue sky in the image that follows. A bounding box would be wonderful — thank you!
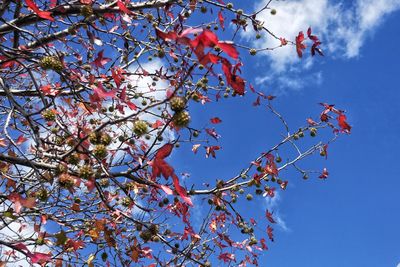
[2,1,399,266]
[174,0,400,266]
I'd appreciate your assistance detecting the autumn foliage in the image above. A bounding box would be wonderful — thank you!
[0,0,350,266]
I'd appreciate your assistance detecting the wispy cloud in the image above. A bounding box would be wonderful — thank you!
[0,204,50,266]
[264,191,289,232]
[243,0,400,91]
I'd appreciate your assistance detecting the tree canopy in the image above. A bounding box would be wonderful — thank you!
[0,0,350,266]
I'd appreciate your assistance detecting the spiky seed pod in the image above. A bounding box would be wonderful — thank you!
[93,144,108,159]
[169,96,187,112]
[173,111,190,128]
[78,165,93,179]
[39,56,54,69]
[101,252,108,262]
[39,56,63,72]
[58,173,75,188]
[148,224,159,235]
[151,235,160,242]
[81,5,93,18]
[136,223,143,231]
[35,189,49,201]
[121,197,132,207]
[133,120,148,136]
[53,136,63,146]
[67,153,80,165]
[246,194,253,201]
[55,164,68,175]
[139,230,152,242]
[41,109,56,121]
[88,132,100,144]
[99,178,110,187]
[164,229,171,235]
[36,238,45,245]
[100,133,112,145]
[310,127,317,137]
[249,237,258,246]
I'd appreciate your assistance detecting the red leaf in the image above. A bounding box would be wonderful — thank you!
[322,144,328,159]
[8,193,36,213]
[267,225,274,242]
[220,58,245,95]
[154,159,174,179]
[41,214,48,225]
[16,135,28,145]
[91,50,111,69]
[151,120,164,129]
[84,179,96,192]
[14,242,29,252]
[21,197,36,209]
[192,29,218,48]
[40,84,58,96]
[0,56,18,69]
[307,27,312,37]
[218,41,238,59]
[0,138,7,147]
[280,38,288,46]
[117,0,132,14]
[264,154,278,176]
[65,239,85,251]
[218,252,235,263]
[199,53,220,66]
[155,28,178,42]
[311,41,324,56]
[319,168,329,179]
[266,210,276,224]
[155,143,174,159]
[120,87,137,110]
[260,238,268,250]
[25,0,55,21]
[210,117,222,124]
[295,31,306,58]
[253,96,261,106]
[205,128,221,140]
[93,82,116,99]
[337,113,351,133]
[218,10,225,30]
[307,118,318,126]
[172,174,193,206]
[29,252,52,264]
[205,145,220,158]
[280,180,288,190]
[111,67,123,89]
[192,144,201,154]
[160,185,173,195]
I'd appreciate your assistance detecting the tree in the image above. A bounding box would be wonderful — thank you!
[0,0,350,266]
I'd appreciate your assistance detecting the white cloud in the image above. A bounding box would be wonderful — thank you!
[0,204,50,266]
[264,191,289,232]
[244,0,400,90]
